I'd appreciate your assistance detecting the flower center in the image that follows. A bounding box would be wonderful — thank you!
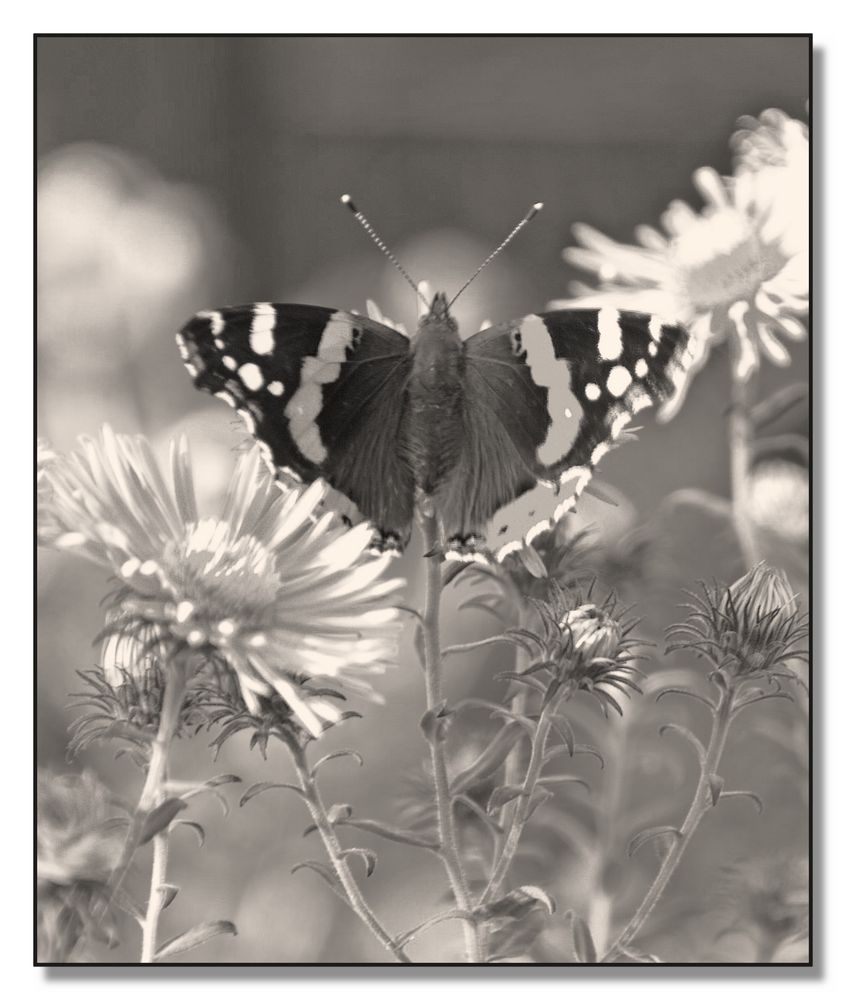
[670,208,785,310]
[165,519,280,621]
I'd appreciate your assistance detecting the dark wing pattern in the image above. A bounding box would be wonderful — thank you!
[443,308,691,561]
[177,303,415,550]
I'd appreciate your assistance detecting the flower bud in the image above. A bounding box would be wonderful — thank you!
[559,603,623,663]
[723,563,795,648]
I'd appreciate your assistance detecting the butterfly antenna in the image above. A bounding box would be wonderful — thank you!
[340,194,431,311]
[448,201,544,309]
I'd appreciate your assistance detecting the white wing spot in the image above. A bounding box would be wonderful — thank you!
[268,380,284,396]
[214,391,236,408]
[564,407,573,419]
[606,366,632,397]
[591,441,611,465]
[250,303,276,355]
[597,308,623,360]
[635,358,649,378]
[649,315,663,342]
[648,342,659,357]
[585,382,601,402]
[223,355,238,370]
[239,362,264,391]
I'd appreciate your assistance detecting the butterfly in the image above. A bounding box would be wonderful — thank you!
[176,293,692,564]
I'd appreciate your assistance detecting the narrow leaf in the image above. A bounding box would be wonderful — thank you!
[158,883,179,910]
[172,820,205,847]
[516,884,556,914]
[239,782,306,807]
[566,911,597,963]
[291,860,345,901]
[719,790,765,814]
[750,382,808,429]
[155,920,237,960]
[627,825,682,858]
[339,847,377,877]
[537,775,591,794]
[139,798,187,844]
[310,750,364,777]
[659,723,707,765]
[487,785,524,813]
[707,774,725,806]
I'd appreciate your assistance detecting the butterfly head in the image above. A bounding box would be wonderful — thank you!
[418,291,458,335]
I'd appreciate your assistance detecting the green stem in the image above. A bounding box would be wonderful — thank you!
[290,747,411,963]
[479,684,567,906]
[728,349,761,569]
[139,658,188,963]
[601,684,735,962]
[418,508,482,963]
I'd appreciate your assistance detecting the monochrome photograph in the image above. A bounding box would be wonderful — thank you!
[36,34,810,965]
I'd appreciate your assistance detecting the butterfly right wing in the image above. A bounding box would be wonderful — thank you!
[177,303,416,550]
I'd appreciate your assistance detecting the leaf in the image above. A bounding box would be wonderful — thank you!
[515,884,556,914]
[537,775,591,794]
[458,596,507,622]
[420,701,451,743]
[155,920,237,960]
[487,785,524,813]
[550,716,576,757]
[477,888,551,921]
[139,798,188,844]
[451,723,525,795]
[172,820,205,847]
[658,723,707,766]
[326,803,353,824]
[313,817,439,851]
[157,883,179,909]
[574,744,605,770]
[524,786,554,822]
[565,911,597,963]
[627,825,682,858]
[339,847,377,877]
[204,774,242,787]
[310,750,364,777]
[707,773,725,806]
[655,688,716,711]
[396,909,476,948]
[239,782,307,807]
[291,860,345,901]
[719,789,765,814]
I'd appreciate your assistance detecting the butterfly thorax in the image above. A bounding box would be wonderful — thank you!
[407,292,465,493]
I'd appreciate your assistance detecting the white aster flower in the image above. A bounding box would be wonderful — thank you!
[39,427,404,737]
[557,162,808,419]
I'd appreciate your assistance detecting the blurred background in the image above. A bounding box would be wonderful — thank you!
[37,36,809,963]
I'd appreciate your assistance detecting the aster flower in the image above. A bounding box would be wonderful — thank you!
[557,161,808,418]
[667,563,808,688]
[37,768,128,961]
[506,585,645,715]
[39,426,404,738]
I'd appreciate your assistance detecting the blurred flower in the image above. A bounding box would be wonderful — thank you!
[714,855,808,961]
[508,586,645,715]
[746,458,808,546]
[667,563,808,686]
[39,427,404,738]
[558,160,808,418]
[37,769,128,961]
[731,108,809,258]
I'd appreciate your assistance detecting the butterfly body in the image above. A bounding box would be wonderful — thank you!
[177,295,692,562]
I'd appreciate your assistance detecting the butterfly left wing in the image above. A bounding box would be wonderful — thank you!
[176,303,415,551]
[439,308,692,562]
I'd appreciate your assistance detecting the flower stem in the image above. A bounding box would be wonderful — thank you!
[479,684,567,906]
[601,684,735,962]
[289,746,411,963]
[728,350,761,569]
[139,657,189,963]
[417,508,482,963]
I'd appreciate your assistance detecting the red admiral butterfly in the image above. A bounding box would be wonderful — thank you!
[176,200,692,563]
